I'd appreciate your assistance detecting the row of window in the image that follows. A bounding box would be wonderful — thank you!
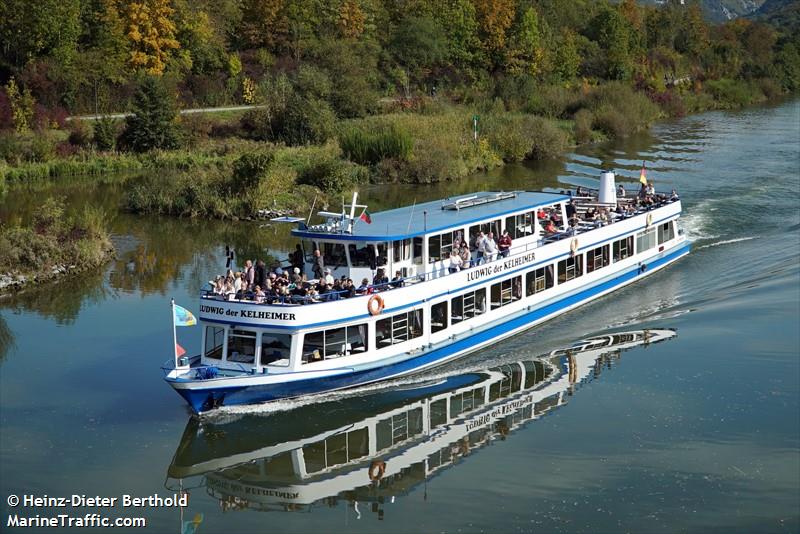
[204,326,292,366]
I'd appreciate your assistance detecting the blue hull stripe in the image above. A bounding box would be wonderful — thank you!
[174,242,691,413]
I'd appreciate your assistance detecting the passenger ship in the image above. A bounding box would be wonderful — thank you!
[163,171,690,413]
[166,330,677,515]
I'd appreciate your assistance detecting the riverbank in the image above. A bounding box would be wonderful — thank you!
[0,198,115,296]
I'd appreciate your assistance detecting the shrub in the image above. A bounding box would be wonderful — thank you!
[120,76,182,152]
[484,114,568,162]
[93,117,117,151]
[525,85,582,119]
[705,79,757,108]
[229,151,275,195]
[67,119,92,147]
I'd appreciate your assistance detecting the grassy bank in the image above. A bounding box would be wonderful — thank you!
[0,197,114,295]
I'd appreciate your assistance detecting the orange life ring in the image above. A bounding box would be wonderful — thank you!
[368,460,386,481]
[367,294,385,316]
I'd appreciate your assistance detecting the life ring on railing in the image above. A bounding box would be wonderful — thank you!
[646,213,653,228]
[368,460,386,481]
[570,238,579,257]
[367,294,385,316]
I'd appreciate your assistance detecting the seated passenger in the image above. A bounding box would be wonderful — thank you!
[670,189,679,201]
[324,268,334,285]
[391,270,404,288]
[544,220,558,234]
[357,278,371,295]
[617,184,626,197]
[373,268,389,289]
[254,285,265,303]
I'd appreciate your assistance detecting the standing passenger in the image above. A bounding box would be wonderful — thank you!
[498,230,512,258]
[312,249,324,280]
[485,232,498,262]
[475,231,487,265]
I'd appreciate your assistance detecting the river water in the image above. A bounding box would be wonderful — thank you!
[1,100,798,533]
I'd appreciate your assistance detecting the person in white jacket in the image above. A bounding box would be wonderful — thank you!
[485,232,498,262]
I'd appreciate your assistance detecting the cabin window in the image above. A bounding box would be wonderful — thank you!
[586,245,610,273]
[431,301,448,333]
[322,242,347,268]
[227,329,257,364]
[301,324,368,363]
[491,276,522,310]
[348,244,373,267]
[204,326,225,360]
[469,220,501,248]
[413,237,423,264]
[526,265,554,296]
[658,221,675,244]
[451,288,487,324]
[613,236,634,261]
[450,386,486,419]
[428,230,463,263]
[260,333,292,366]
[505,212,535,239]
[430,399,448,427]
[393,238,412,262]
[636,228,657,253]
[558,256,583,283]
[376,310,423,347]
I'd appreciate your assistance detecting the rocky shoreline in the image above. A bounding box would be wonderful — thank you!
[0,247,115,298]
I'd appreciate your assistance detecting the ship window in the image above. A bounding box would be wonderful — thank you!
[413,237,423,264]
[348,244,374,267]
[227,329,256,364]
[557,255,583,283]
[613,236,634,261]
[431,301,448,333]
[525,265,554,296]
[658,221,675,244]
[491,276,522,310]
[505,211,535,239]
[376,309,423,348]
[451,288,486,324]
[428,229,463,263]
[260,333,291,366]
[393,238,412,262]
[586,245,610,273]
[636,228,657,253]
[301,324,368,363]
[347,427,369,461]
[469,220,501,248]
[376,408,424,451]
[322,242,347,268]
[204,326,224,360]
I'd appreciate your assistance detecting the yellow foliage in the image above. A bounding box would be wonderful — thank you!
[125,0,180,75]
[338,0,366,39]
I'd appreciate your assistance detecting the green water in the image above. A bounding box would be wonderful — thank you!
[1,100,798,533]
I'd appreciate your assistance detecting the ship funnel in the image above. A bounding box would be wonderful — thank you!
[599,171,616,204]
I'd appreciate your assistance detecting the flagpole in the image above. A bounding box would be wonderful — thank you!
[171,298,178,368]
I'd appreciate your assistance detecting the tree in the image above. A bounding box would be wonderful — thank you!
[389,15,448,84]
[505,7,545,76]
[124,0,181,75]
[474,0,516,67]
[591,5,633,80]
[120,77,181,152]
[5,78,35,133]
[338,0,366,39]
[240,0,289,50]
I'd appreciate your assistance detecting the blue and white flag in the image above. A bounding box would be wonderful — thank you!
[173,303,197,327]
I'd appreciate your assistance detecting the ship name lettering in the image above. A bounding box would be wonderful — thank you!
[239,310,296,321]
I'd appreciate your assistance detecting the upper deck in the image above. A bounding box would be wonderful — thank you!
[292,191,570,241]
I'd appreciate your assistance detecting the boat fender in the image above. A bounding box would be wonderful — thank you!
[368,460,386,481]
[367,294,385,316]
[640,263,647,274]
[646,213,653,228]
[570,238,579,257]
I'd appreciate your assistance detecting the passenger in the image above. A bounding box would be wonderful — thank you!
[212,276,225,296]
[254,285,265,303]
[498,230,512,258]
[357,278,371,295]
[544,220,557,234]
[617,184,626,197]
[484,232,498,262]
[584,207,597,221]
[565,200,576,219]
[244,260,255,288]
[646,183,655,196]
[568,214,580,235]
[323,268,334,285]
[598,208,610,226]
[448,251,462,273]
[670,189,679,201]
[638,183,648,199]
[233,272,243,292]
[373,268,389,289]
[255,260,266,289]
[460,243,471,269]
[312,249,324,280]
[475,231,487,264]
[391,270,404,288]
[224,279,236,300]
[537,208,547,220]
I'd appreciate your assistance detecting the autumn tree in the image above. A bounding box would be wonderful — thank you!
[505,7,545,76]
[124,0,181,75]
[338,0,366,39]
[473,0,515,69]
[241,0,289,50]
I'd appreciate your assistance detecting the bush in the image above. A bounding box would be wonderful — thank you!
[93,117,117,151]
[525,85,582,119]
[705,79,754,108]
[67,119,92,147]
[242,92,335,146]
[339,122,413,165]
[120,76,182,152]
[484,114,568,162]
[229,151,275,195]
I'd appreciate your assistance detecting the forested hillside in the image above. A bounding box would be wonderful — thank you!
[0,0,797,118]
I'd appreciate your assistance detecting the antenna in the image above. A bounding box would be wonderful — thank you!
[306,196,317,225]
[406,198,416,234]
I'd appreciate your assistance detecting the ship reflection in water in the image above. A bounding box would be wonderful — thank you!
[167,329,676,520]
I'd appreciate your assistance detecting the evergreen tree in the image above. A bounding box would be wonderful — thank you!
[120,77,181,152]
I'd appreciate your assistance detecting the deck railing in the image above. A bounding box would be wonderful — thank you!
[201,196,678,307]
